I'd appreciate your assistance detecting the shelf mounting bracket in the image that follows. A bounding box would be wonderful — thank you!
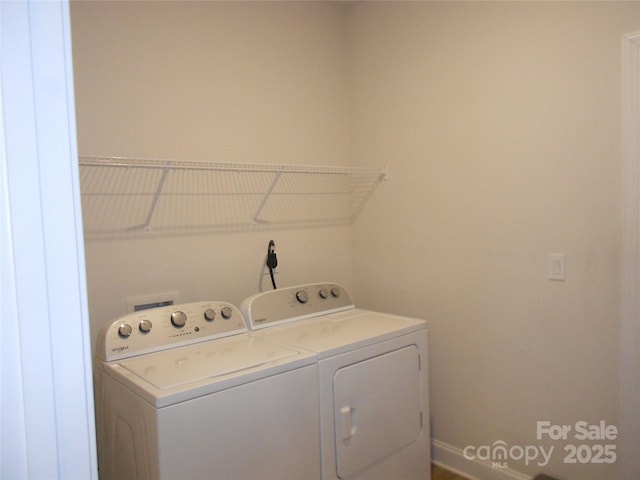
[252,169,282,227]
[143,161,172,232]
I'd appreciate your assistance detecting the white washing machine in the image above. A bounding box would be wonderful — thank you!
[93,301,320,480]
[241,283,431,480]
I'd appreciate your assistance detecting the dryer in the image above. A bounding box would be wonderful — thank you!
[93,301,320,480]
[241,283,431,480]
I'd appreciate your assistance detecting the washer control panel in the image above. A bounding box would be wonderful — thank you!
[240,282,354,330]
[96,301,247,361]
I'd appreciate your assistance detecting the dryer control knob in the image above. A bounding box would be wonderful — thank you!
[220,306,233,319]
[296,290,309,304]
[331,287,341,298]
[138,319,152,333]
[319,288,329,299]
[204,309,216,321]
[118,323,132,338]
[171,310,187,328]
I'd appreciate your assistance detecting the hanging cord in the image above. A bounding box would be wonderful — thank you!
[266,240,278,289]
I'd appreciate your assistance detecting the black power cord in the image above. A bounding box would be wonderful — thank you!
[266,240,278,289]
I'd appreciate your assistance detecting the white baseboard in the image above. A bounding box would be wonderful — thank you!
[432,439,531,480]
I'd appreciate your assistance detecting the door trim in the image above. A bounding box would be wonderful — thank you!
[621,31,640,480]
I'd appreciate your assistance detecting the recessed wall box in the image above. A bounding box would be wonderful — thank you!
[126,291,180,313]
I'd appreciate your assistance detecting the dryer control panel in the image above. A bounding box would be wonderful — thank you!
[241,282,355,330]
[96,301,247,361]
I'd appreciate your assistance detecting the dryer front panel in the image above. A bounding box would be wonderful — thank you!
[332,345,421,479]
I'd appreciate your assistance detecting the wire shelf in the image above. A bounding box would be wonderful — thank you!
[78,156,388,239]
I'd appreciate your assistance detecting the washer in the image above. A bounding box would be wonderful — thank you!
[241,283,431,480]
[93,301,320,480]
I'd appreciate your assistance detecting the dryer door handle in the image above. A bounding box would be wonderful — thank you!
[340,406,357,441]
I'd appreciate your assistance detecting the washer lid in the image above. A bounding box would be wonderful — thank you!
[118,335,301,390]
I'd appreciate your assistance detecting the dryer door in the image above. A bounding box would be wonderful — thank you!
[333,345,422,479]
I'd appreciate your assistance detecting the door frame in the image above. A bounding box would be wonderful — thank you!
[621,31,640,480]
[1,1,97,477]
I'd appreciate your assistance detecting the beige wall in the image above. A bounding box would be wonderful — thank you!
[72,1,639,479]
[349,2,639,479]
[72,0,350,164]
[70,1,354,350]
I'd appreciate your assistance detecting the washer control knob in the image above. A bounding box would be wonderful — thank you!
[296,290,309,304]
[319,288,329,299]
[331,287,341,298]
[138,319,152,333]
[204,308,216,321]
[221,306,233,319]
[118,323,133,338]
[170,310,187,328]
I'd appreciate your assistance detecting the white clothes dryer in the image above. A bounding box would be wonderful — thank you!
[93,301,320,480]
[241,283,431,480]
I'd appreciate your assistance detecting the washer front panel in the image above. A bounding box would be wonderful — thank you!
[95,354,321,479]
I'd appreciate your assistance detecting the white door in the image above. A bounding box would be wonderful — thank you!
[621,31,640,480]
[333,346,422,479]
